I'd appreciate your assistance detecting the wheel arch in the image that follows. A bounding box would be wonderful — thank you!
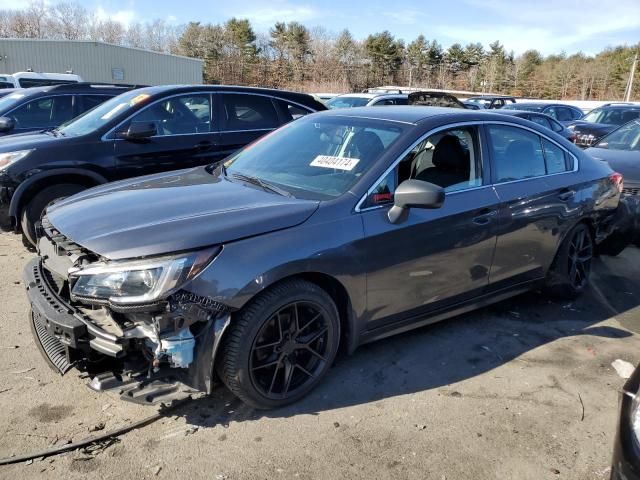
[221,271,359,358]
[8,169,108,228]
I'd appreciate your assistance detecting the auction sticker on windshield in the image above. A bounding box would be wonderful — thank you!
[310,155,360,171]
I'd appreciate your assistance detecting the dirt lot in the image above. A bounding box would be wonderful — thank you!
[0,231,639,480]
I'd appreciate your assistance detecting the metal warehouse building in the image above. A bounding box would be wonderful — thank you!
[0,39,203,85]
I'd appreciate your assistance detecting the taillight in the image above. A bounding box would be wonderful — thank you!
[610,172,624,194]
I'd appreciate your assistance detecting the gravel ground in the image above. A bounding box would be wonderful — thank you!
[0,230,639,480]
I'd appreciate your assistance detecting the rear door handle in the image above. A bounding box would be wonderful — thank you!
[558,190,575,201]
[472,209,497,225]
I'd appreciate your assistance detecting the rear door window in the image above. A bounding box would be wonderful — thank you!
[487,125,546,182]
[8,95,74,128]
[542,139,573,173]
[274,99,312,122]
[221,93,279,131]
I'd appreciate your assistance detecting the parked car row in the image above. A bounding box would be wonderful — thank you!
[322,90,640,152]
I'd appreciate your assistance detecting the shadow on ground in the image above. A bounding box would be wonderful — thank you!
[169,252,640,427]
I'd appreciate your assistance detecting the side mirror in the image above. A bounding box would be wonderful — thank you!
[388,179,444,224]
[123,121,157,141]
[0,116,15,133]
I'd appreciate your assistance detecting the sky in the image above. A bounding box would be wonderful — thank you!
[5,0,640,56]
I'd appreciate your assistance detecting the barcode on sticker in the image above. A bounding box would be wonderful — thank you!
[310,155,360,171]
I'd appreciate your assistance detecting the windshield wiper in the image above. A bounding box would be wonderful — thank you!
[230,172,292,198]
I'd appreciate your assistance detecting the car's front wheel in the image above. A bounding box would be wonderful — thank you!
[217,279,340,409]
[21,184,86,247]
[545,223,594,299]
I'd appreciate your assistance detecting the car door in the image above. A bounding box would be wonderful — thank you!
[215,93,282,160]
[113,92,219,178]
[359,124,500,330]
[487,123,580,287]
[6,95,75,134]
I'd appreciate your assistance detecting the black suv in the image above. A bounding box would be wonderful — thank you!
[568,103,640,148]
[0,83,139,137]
[0,85,326,245]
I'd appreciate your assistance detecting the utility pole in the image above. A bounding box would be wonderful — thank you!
[624,51,638,102]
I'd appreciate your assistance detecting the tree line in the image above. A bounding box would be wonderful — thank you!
[1,1,638,100]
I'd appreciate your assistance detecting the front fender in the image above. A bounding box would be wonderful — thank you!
[8,168,109,219]
[185,214,367,346]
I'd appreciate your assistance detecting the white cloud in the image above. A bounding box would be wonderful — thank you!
[94,6,136,27]
[1,0,31,9]
[231,1,317,27]
[439,0,640,54]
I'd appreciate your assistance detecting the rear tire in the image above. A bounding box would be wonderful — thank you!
[544,223,594,299]
[20,184,86,247]
[217,279,340,409]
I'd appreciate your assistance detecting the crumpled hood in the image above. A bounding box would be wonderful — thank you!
[46,167,320,259]
[586,147,640,185]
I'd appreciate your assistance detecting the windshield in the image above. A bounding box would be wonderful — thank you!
[225,116,406,200]
[57,90,152,136]
[0,91,29,113]
[595,121,640,151]
[326,96,371,109]
[501,104,543,112]
[582,108,640,126]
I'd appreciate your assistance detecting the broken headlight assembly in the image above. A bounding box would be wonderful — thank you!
[69,247,220,306]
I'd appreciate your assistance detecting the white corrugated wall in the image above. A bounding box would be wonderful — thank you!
[0,39,203,85]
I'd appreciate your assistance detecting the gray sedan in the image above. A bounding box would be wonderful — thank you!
[26,108,623,409]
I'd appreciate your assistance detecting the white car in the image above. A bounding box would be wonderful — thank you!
[326,92,408,109]
[0,72,84,89]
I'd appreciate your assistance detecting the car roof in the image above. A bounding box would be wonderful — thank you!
[314,105,537,125]
[468,95,515,99]
[597,103,640,110]
[512,102,580,109]
[0,84,136,97]
[134,84,320,104]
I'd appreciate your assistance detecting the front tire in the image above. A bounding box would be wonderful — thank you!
[545,223,594,299]
[217,279,340,409]
[20,184,86,247]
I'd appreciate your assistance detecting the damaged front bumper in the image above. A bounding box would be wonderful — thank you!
[24,257,231,405]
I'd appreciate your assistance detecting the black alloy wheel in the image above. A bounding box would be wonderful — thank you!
[218,279,340,409]
[567,226,593,291]
[249,301,331,399]
[545,223,594,299]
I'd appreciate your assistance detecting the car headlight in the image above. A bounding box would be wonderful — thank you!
[70,247,220,305]
[0,150,32,170]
